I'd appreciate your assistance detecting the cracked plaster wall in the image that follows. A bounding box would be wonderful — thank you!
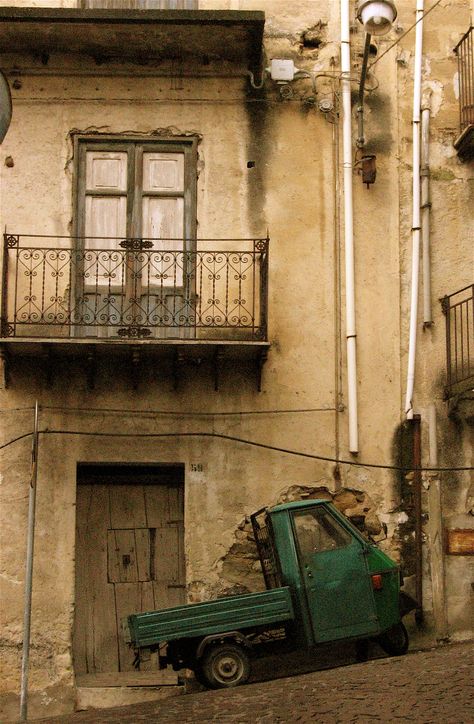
[0,0,472,718]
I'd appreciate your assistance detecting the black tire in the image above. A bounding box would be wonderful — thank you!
[193,663,209,687]
[355,638,370,662]
[201,643,250,689]
[378,622,409,656]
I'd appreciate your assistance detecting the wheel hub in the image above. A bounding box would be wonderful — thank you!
[215,654,242,682]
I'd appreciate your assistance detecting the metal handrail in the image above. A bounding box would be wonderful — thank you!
[1,234,269,342]
[454,26,474,135]
[442,284,474,396]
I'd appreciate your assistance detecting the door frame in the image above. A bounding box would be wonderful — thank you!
[73,462,186,681]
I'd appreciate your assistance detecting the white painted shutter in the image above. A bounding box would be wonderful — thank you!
[142,152,184,288]
[83,151,128,334]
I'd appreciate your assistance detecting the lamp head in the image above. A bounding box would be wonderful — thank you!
[357,0,397,36]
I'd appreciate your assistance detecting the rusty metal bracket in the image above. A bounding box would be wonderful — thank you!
[173,350,184,391]
[86,346,96,391]
[256,348,268,392]
[213,348,223,391]
[130,347,140,391]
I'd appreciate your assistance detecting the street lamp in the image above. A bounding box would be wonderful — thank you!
[355,0,398,149]
[357,0,397,36]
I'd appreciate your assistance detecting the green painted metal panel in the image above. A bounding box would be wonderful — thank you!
[128,587,294,647]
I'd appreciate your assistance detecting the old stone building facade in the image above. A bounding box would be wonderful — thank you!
[0,0,472,719]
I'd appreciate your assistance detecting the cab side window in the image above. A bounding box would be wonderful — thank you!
[294,508,352,557]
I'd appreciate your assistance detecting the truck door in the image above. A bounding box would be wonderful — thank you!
[292,506,379,643]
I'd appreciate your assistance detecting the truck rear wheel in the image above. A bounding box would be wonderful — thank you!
[201,643,250,689]
[378,622,409,656]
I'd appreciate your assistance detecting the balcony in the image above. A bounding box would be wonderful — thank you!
[441,285,474,406]
[0,235,269,389]
[454,27,474,161]
[0,7,264,73]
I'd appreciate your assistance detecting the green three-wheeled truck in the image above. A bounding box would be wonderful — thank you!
[125,499,416,688]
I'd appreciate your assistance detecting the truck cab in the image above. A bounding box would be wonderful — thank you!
[253,499,403,650]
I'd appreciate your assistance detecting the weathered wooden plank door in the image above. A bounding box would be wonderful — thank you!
[73,481,185,677]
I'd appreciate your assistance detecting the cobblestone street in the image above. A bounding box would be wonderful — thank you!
[41,641,473,724]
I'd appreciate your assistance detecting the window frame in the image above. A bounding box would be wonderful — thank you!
[73,135,198,248]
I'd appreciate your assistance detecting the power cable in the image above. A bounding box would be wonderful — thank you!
[40,405,336,417]
[1,428,472,472]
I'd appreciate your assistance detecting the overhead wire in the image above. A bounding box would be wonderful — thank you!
[0,428,472,472]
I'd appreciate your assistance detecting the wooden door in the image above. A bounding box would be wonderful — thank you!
[73,482,185,677]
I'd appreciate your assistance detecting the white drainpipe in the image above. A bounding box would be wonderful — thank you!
[341,0,359,453]
[405,0,424,420]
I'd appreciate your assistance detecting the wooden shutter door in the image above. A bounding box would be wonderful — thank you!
[141,151,187,337]
[82,150,128,336]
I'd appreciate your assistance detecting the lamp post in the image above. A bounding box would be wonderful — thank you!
[339,0,397,454]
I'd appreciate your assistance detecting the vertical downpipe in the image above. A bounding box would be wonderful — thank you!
[341,0,359,454]
[426,403,448,637]
[20,401,39,721]
[405,0,424,419]
[421,105,432,326]
[412,414,423,623]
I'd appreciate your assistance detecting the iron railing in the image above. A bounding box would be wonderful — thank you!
[441,285,474,397]
[455,27,474,135]
[1,235,268,341]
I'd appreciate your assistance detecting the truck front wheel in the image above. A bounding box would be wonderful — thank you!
[378,622,409,656]
[201,643,250,689]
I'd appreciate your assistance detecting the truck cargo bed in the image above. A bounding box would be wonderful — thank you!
[127,587,294,648]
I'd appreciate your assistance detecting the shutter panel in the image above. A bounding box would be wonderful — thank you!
[85,151,127,249]
[142,152,184,289]
[82,151,128,333]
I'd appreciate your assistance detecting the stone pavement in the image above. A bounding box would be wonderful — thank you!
[42,641,472,724]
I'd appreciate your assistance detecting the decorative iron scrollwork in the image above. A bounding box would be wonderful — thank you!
[117,325,152,338]
[254,238,268,252]
[5,234,19,248]
[2,235,269,341]
[1,322,14,337]
[119,238,154,251]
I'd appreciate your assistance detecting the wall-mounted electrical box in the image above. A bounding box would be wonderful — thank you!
[270,59,295,82]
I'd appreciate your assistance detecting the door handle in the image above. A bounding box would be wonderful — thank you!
[304,564,313,578]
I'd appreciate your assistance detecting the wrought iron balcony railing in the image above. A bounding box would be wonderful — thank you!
[0,235,268,342]
[441,285,474,397]
[454,27,474,160]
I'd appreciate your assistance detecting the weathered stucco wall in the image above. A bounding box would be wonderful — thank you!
[0,0,472,719]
